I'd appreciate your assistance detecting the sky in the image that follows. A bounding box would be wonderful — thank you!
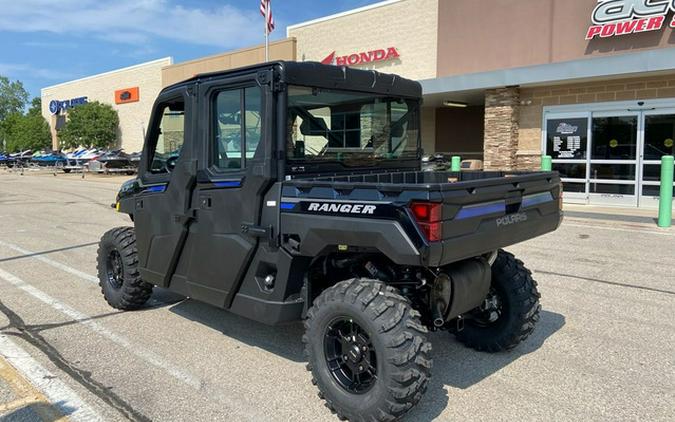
[0,0,383,99]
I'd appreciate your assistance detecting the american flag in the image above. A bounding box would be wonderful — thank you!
[260,0,275,33]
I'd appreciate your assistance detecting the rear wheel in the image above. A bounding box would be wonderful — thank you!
[304,279,432,421]
[455,250,541,353]
[97,227,152,310]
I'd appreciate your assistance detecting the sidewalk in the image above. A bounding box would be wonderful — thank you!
[0,355,68,422]
[562,203,675,233]
[564,204,661,224]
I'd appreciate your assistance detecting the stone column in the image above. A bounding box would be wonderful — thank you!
[483,87,520,171]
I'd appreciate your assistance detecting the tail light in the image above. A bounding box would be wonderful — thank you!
[410,201,443,242]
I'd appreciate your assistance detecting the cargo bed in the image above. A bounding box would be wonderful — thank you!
[282,170,563,267]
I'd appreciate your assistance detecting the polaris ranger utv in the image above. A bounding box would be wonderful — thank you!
[98,61,562,421]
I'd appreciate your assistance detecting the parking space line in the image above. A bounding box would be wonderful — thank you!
[0,267,201,389]
[0,334,99,421]
[0,239,99,284]
[0,239,166,307]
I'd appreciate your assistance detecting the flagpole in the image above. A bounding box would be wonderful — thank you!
[265,2,270,62]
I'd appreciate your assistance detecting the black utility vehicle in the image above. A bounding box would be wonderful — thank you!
[98,61,562,421]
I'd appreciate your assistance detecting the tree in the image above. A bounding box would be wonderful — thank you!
[58,101,119,149]
[0,76,29,122]
[28,97,42,116]
[1,104,51,152]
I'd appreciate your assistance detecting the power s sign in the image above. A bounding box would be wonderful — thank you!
[586,0,675,39]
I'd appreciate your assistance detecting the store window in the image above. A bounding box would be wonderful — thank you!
[546,118,587,160]
[591,116,637,160]
[644,114,675,160]
[213,87,262,170]
[546,117,588,183]
[149,101,185,174]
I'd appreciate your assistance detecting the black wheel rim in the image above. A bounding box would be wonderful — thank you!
[472,287,505,327]
[323,317,377,394]
[106,249,124,290]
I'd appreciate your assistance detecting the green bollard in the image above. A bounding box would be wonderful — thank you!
[541,155,553,172]
[451,156,461,172]
[658,155,674,228]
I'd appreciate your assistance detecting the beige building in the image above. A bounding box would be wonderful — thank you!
[162,39,296,87]
[41,58,172,153]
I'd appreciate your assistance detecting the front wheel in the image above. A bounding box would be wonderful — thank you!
[455,250,541,353]
[97,227,153,310]
[304,279,432,422]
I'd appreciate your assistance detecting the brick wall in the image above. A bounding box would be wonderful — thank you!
[484,88,520,171]
[516,73,675,170]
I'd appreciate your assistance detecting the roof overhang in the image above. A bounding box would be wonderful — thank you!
[421,48,675,102]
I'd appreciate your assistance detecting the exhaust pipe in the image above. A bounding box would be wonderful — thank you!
[430,273,452,328]
[432,300,446,328]
[429,257,492,328]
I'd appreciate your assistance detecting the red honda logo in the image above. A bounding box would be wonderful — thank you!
[320,47,400,66]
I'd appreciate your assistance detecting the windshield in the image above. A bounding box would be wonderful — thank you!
[286,86,420,168]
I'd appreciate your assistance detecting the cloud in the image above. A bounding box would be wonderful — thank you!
[0,63,75,81]
[0,0,266,48]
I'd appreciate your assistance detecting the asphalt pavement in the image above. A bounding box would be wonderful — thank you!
[0,171,673,421]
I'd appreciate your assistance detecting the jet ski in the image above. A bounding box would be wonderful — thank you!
[9,150,33,167]
[128,151,141,168]
[421,153,449,172]
[32,150,67,167]
[95,149,133,169]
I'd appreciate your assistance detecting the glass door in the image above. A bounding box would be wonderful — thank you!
[587,112,640,207]
[544,105,675,208]
[640,110,675,208]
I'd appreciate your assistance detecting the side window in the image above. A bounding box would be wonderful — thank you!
[213,87,262,171]
[244,88,262,158]
[149,101,185,174]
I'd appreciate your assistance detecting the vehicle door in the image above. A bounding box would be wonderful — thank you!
[182,71,276,307]
[133,85,198,288]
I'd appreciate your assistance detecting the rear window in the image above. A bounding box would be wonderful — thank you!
[287,86,419,167]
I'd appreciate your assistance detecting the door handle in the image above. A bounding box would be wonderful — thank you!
[242,224,278,247]
[200,195,212,209]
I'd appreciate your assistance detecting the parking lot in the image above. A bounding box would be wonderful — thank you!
[0,171,673,421]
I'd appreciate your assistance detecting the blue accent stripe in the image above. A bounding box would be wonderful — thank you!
[455,202,506,220]
[522,192,554,208]
[143,185,166,193]
[280,202,295,210]
[213,181,241,188]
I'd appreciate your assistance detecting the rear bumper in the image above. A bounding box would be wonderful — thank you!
[430,204,562,267]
